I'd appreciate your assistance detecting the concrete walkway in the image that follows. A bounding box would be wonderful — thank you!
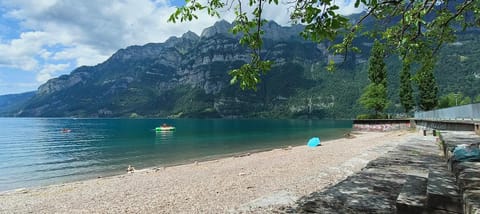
[291,132,445,213]
[288,130,480,214]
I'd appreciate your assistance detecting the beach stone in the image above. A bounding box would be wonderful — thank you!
[396,175,428,214]
[427,169,462,213]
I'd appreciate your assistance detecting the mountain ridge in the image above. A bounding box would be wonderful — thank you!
[1,20,479,118]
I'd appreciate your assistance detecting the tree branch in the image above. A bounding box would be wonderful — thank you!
[441,0,474,27]
[256,0,263,57]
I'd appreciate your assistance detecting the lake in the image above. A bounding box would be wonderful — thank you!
[0,118,352,191]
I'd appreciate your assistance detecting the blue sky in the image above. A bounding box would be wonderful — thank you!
[0,0,362,95]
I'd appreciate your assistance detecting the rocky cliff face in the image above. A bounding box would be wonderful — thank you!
[17,20,369,118]
[5,17,480,118]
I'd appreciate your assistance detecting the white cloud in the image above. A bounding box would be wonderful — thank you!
[336,0,366,15]
[0,31,54,71]
[0,0,220,70]
[36,63,71,83]
[38,49,53,59]
[52,46,111,67]
[214,0,365,26]
[1,0,363,68]
[0,0,363,94]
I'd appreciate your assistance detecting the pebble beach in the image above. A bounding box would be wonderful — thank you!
[0,130,413,213]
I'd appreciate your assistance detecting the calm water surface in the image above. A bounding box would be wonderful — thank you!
[0,118,352,191]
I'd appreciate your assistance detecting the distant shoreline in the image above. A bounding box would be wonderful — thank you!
[0,130,412,213]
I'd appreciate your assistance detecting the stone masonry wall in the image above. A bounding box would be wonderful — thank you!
[353,119,412,132]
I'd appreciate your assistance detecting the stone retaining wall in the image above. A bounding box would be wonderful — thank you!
[353,119,412,132]
[439,131,480,214]
[416,119,475,132]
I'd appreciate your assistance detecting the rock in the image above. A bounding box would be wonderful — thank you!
[295,172,406,213]
[426,170,462,213]
[15,188,28,194]
[13,19,355,118]
[344,132,355,139]
[234,153,251,158]
[181,31,199,41]
[452,162,480,178]
[463,190,480,214]
[37,68,91,95]
[396,175,428,214]
[457,171,480,193]
[153,167,165,172]
[200,20,233,38]
[127,165,135,173]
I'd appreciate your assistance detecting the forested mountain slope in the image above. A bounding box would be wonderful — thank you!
[2,21,479,118]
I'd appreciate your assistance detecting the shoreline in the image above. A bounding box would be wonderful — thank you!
[0,130,413,213]
[0,135,341,193]
[0,129,351,193]
[138,129,354,173]
[0,128,352,194]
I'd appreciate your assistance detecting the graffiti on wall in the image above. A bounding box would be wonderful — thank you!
[353,122,411,132]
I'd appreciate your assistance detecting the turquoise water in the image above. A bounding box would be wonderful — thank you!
[0,118,352,191]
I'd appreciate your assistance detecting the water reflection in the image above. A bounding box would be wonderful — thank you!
[155,131,174,144]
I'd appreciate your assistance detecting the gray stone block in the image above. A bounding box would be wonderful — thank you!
[463,190,480,214]
[427,170,462,213]
[457,171,480,194]
[428,210,465,214]
[396,175,427,214]
[453,162,480,178]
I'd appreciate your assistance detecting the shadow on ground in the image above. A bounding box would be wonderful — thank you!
[291,135,443,213]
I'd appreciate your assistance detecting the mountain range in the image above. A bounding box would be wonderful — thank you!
[1,20,479,118]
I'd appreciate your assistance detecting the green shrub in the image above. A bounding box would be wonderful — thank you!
[356,114,388,119]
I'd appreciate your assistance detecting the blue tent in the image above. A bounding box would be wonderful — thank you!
[307,137,321,147]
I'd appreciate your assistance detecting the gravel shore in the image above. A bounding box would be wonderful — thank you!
[0,130,413,213]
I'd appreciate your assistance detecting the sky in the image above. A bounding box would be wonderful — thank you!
[0,0,363,95]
